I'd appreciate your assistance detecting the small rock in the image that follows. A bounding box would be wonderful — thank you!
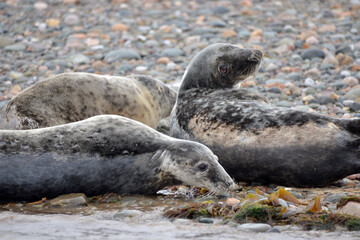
[305,36,319,45]
[63,14,80,26]
[45,18,60,28]
[198,218,214,224]
[238,223,272,232]
[9,71,24,80]
[157,57,171,65]
[68,54,90,65]
[304,68,321,79]
[222,29,237,38]
[210,20,227,28]
[212,6,230,14]
[343,77,359,87]
[319,96,335,105]
[34,2,48,10]
[276,101,292,108]
[10,85,22,95]
[324,193,347,203]
[344,88,360,100]
[135,66,148,72]
[112,23,128,32]
[48,193,87,208]
[166,62,178,70]
[350,102,360,112]
[265,63,277,71]
[301,49,326,60]
[105,49,141,62]
[341,70,351,77]
[304,77,315,87]
[266,228,281,233]
[161,48,184,58]
[338,201,360,218]
[4,43,26,51]
[0,36,14,48]
[336,53,354,66]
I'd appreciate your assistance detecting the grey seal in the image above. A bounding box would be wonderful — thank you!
[0,73,177,130]
[171,43,360,187]
[0,115,235,202]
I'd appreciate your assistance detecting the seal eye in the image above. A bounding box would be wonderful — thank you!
[197,163,208,172]
[218,64,229,75]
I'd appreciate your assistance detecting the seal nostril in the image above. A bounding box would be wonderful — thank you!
[247,52,262,63]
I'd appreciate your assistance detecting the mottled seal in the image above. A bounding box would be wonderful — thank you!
[0,72,177,130]
[171,43,360,187]
[0,115,235,202]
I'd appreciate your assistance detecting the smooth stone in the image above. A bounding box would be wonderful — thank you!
[266,228,281,233]
[105,49,141,63]
[330,81,346,89]
[116,65,132,74]
[265,79,287,84]
[238,223,272,233]
[340,70,351,77]
[301,48,326,60]
[276,101,292,108]
[68,54,90,65]
[265,63,277,71]
[34,2,48,10]
[324,193,347,203]
[288,73,301,81]
[4,43,26,51]
[210,20,227,28]
[319,96,335,105]
[344,88,360,100]
[63,14,80,26]
[293,105,310,112]
[48,193,87,208]
[192,27,219,35]
[304,77,315,87]
[338,202,360,218]
[0,36,14,47]
[350,102,360,112]
[212,6,230,14]
[237,29,250,38]
[198,218,214,224]
[47,59,68,68]
[135,66,148,72]
[343,100,355,106]
[161,48,184,58]
[268,87,281,94]
[9,71,24,80]
[113,210,142,219]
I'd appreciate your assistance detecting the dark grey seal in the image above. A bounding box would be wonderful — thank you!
[0,115,235,202]
[171,43,360,187]
[0,73,176,130]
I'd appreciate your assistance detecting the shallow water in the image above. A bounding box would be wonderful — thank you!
[1,195,360,240]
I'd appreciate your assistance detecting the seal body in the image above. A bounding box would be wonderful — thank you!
[171,43,360,187]
[0,73,177,130]
[0,115,234,202]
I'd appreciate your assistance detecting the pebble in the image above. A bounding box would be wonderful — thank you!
[47,193,87,208]
[198,218,214,224]
[304,77,315,87]
[344,88,360,100]
[63,14,80,26]
[4,43,26,51]
[68,54,90,65]
[105,49,141,63]
[237,223,272,232]
[161,48,184,58]
[113,210,142,219]
[343,77,359,87]
[34,2,48,10]
[0,36,14,47]
[324,193,347,203]
[301,49,326,60]
[338,202,360,218]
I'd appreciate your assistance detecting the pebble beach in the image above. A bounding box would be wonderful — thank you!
[1,0,360,239]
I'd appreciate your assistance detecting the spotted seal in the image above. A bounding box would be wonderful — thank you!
[0,72,177,130]
[171,43,360,187]
[0,115,235,202]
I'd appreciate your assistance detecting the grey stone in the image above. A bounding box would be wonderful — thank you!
[238,223,272,232]
[192,27,219,35]
[265,79,287,84]
[288,73,301,81]
[63,14,80,26]
[301,49,326,60]
[324,193,347,203]
[319,96,335,105]
[4,43,26,51]
[198,218,214,224]
[68,54,90,65]
[237,29,250,38]
[304,77,315,87]
[344,88,360,100]
[212,6,230,14]
[266,228,281,233]
[268,87,281,94]
[161,48,184,57]
[210,20,227,28]
[276,101,292,108]
[0,36,14,47]
[105,49,141,63]
[350,102,360,112]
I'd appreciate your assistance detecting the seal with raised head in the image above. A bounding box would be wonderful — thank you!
[0,72,177,130]
[171,43,360,187]
[0,115,235,202]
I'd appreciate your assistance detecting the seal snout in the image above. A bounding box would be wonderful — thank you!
[247,50,263,63]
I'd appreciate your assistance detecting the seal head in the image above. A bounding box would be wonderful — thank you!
[179,43,262,94]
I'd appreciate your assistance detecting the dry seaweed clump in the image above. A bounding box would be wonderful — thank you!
[233,204,282,224]
[337,196,360,209]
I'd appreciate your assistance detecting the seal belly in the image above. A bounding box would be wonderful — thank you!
[188,116,360,187]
